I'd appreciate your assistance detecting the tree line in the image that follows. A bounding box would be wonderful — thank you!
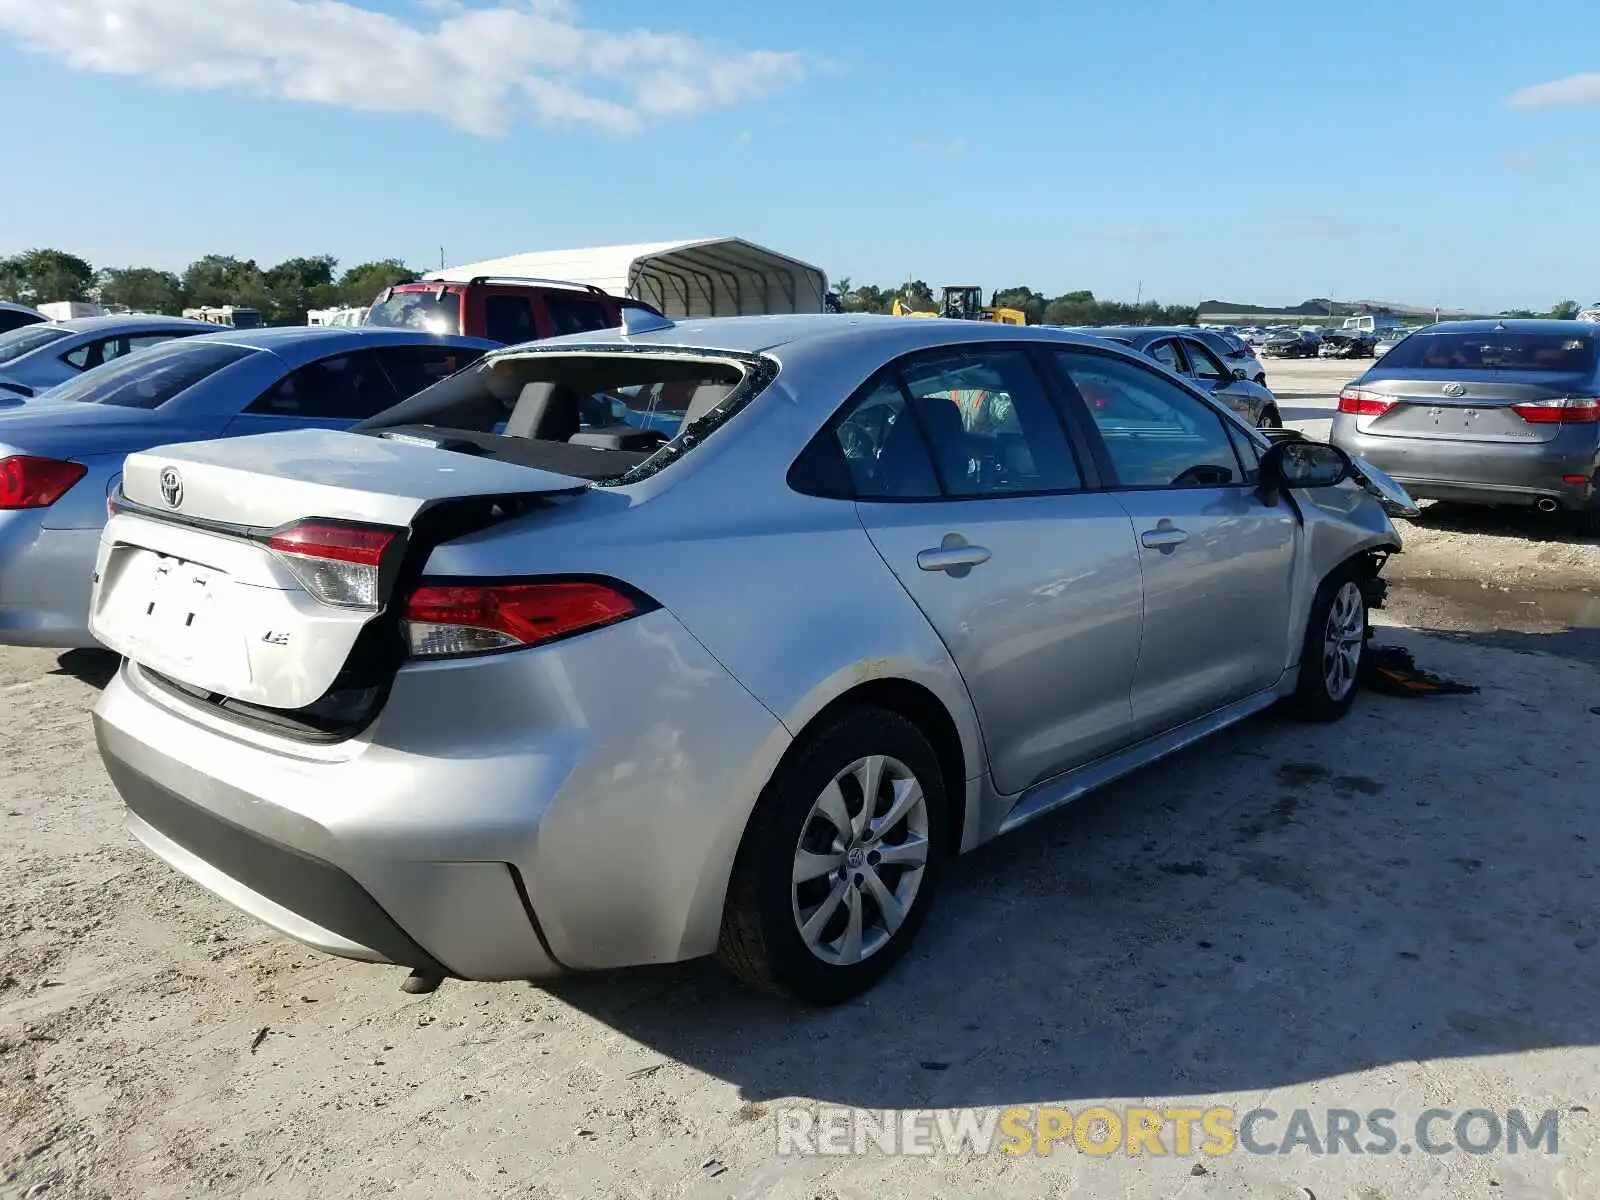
[0,248,420,325]
[835,279,1199,326]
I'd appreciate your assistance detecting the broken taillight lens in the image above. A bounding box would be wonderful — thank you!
[0,455,87,510]
[403,580,642,659]
[265,521,398,610]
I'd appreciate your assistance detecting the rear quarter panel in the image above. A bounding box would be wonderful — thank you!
[420,363,990,851]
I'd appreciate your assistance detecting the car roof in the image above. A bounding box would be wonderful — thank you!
[0,300,43,316]
[46,314,218,334]
[493,312,1134,359]
[171,325,498,365]
[1416,318,1595,336]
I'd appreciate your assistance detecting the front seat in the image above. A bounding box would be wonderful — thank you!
[504,381,584,441]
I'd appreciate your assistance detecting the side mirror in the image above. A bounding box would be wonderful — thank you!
[1232,367,1248,380]
[1256,439,1352,505]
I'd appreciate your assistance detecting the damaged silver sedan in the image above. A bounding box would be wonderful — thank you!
[88,314,1408,1004]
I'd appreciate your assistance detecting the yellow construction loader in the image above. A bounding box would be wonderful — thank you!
[891,285,1026,325]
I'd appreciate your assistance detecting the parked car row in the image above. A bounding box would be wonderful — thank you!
[0,295,1427,1004]
[1075,326,1281,427]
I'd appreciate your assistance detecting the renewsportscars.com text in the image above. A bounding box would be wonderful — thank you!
[776,1105,1561,1158]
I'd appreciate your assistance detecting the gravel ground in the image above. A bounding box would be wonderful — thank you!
[4,356,1600,1199]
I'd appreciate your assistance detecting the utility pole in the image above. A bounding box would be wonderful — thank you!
[1135,279,1142,305]
[439,246,446,270]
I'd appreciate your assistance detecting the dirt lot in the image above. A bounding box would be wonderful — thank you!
[4,357,1600,1199]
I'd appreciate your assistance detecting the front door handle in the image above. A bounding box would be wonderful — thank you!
[1140,526,1190,550]
[917,534,991,574]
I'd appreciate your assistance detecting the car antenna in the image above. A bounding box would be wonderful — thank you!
[621,307,675,337]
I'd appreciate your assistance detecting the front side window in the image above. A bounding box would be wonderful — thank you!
[1052,351,1243,489]
[247,351,398,420]
[49,341,259,409]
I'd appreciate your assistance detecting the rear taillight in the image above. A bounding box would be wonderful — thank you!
[265,520,398,610]
[403,580,642,659]
[1338,386,1396,417]
[0,455,87,510]
[1511,397,1600,424]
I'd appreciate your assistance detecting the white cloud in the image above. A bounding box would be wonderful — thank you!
[1509,73,1600,109]
[0,0,806,135]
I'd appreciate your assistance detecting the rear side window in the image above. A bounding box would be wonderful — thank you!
[0,310,40,334]
[830,378,942,499]
[545,295,613,336]
[366,290,461,335]
[375,344,485,399]
[247,351,399,420]
[48,341,259,409]
[1376,329,1596,374]
[0,324,69,364]
[484,295,537,344]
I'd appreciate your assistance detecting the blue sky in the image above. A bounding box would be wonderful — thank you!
[1,0,1598,311]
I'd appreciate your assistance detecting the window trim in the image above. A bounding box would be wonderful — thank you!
[788,343,1101,504]
[1045,344,1253,494]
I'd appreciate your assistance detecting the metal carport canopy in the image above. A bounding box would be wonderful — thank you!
[424,238,829,317]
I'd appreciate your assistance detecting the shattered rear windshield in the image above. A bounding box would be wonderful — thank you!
[355,348,773,484]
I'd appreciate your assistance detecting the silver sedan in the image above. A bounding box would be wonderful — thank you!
[88,314,1405,1004]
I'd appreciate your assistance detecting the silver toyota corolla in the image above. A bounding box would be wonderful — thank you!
[88,314,1406,1004]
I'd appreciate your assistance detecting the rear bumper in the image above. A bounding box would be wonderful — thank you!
[1330,417,1600,510]
[0,516,101,648]
[91,608,791,978]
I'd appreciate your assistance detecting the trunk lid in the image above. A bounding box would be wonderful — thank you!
[90,427,585,711]
[1351,370,1590,444]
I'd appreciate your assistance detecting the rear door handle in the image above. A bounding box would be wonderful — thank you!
[917,544,992,573]
[1140,527,1189,550]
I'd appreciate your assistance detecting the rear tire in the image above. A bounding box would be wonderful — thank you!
[1289,563,1368,722]
[1575,503,1600,539]
[717,707,949,1004]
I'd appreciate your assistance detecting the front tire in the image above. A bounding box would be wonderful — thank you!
[718,708,948,1004]
[1289,564,1369,722]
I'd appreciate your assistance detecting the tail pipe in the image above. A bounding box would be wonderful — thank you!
[1536,497,1560,514]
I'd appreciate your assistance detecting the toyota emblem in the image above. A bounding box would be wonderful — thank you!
[158,467,183,509]
[1441,383,1467,397]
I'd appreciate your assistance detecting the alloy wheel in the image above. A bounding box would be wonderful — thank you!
[790,754,930,966]
[1322,581,1365,701]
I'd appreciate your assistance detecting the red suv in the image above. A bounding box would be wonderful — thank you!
[365,276,660,345]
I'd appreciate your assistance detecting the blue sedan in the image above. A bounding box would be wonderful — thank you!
[0,325,495,647]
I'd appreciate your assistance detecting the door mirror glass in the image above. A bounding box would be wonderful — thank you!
[1259,439,1352,498]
